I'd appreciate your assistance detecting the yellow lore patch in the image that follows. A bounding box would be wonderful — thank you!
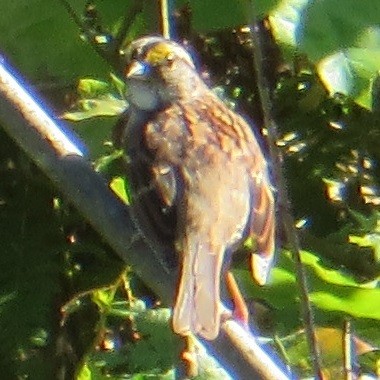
[144,41,195,69]
[145,42,174,66]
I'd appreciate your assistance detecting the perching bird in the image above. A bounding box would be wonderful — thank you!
[119,36,275,340]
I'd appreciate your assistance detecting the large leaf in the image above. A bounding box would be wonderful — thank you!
[237,249,380,336]
[317,48,380,110]
[269,0,380,109]
[298,1,380,61]
[175,0,281,31]
[0,0,156,83]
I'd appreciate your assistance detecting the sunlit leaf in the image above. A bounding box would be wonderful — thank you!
[269,0,310,54]
[63,95,126,121]
[109,177,130,205]
[237,250,380,328]
[317,48,380,110]
[269,0,380,108]
[298,1,380,61]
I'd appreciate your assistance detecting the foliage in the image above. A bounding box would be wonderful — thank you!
[0,0,380,379]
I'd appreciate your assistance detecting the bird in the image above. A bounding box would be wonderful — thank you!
[119,35,275,340]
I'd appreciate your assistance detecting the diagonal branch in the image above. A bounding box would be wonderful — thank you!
[57,0,143,72]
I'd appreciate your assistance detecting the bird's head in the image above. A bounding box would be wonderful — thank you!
[124,36,204,110]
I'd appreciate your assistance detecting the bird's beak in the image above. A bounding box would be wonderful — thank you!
[125,60,148,79]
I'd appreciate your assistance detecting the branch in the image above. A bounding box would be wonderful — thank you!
[0,56,294,380]
[159,0,171,39]
[57,0,144,72]
[247,18,323,379]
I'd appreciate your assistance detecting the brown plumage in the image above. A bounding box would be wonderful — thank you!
[120,36,275,340]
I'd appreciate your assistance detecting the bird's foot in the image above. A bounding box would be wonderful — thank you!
[180,335,198,378]
[225,271,249,330]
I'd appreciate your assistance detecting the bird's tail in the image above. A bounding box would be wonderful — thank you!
[172,239,223,340]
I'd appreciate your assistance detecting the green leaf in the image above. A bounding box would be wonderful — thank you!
[77,363,92,380]
[268,0,310,53]
[298,0,380,61]
[94,149,124,173]
[0,0,111,81]
[175,0,281,32]
[78,79,112,98]
[67,116,117,160]
[63,76,127,121]
[237,249,380,331]
[92,288,116,311]
[109,177,130,205]
[175,0,247,31]
[62,95,126,121]
[0,0,157,83]
[127,308,176,374]
[317,48,380,110]
[269,0,380,109]
[110,73,127,98]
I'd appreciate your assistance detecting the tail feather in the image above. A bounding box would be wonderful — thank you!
[172,240,223,340]
[193,246,222,339]
[172,243,195,336]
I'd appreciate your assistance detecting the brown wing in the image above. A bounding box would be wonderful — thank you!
[249,169,275,285]
[122,107,179,271]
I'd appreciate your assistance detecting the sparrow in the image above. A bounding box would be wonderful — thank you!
[119,35,275,340]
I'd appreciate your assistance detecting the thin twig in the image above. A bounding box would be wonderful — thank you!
[247,19,324,379]
[343,320,353,380]
[159,0,171,38]
[57,0,143,72]
[57,0,113,66]
[113,0,144,56]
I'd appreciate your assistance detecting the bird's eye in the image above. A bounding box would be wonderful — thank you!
[130,48,140,61]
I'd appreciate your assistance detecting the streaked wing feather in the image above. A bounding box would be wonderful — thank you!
[249,170,275,285]
[123,111,178,270]
[151,163,177,207]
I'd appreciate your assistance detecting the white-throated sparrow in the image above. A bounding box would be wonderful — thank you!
[120,36,275,340]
